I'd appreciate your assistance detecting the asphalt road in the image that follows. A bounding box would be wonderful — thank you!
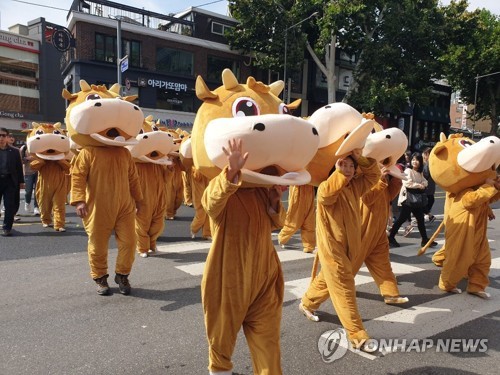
[1,189,499,375]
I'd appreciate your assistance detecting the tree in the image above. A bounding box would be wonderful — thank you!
[228,0,450,115]
[439,3,500,136]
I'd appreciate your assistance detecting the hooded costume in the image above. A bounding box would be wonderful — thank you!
[278,184,316,252]
[193,69,319,374]
[300,104,387,346]
[127,115,175,257]
[26,122,70,231]
[64,80,144,292]
[429,133,500,297]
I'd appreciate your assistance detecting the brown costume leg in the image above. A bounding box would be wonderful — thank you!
[363,237,400,298]
[114,210,137,275]
[243,271,284,375]
[53,187,67,230]
[85,221,113,279]
[301,270,330,311]
[466,243,491,293]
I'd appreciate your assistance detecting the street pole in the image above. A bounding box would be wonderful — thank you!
[283,31,288,102]
[282,11,318,104]
[472,70,500,141]
[116,17,122,87]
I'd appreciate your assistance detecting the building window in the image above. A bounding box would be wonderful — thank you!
[95,34,141,67]
[156,47,193,76]
[211,22,233,36]
[207,56,237,81]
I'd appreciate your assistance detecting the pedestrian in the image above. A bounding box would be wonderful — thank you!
[20,143,40,215]
[388,152,437,248]
[0,128,24,236]
[300,150,380,350]
[422,147,436,223]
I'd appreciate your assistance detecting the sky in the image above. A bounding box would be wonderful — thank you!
[0,0,498,31]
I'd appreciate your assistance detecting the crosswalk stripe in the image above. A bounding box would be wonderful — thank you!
[156,241,211,253]
[284,262,425,303]
[174,249,315,276]
[363,257,500,356]
[390,239,495,257]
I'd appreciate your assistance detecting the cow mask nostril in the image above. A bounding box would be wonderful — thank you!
[253,123,265,132]
[312,128,318,136]
[106,128,120,137]
[94,102,102,107]
[385,134,391,139]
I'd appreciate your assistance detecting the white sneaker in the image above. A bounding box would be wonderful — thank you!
[139,252,148,258]
[14,216,21,222]
[56,227,66,232]
[298,302,319,322]
[25,203,32,212]
[33,207,40,215]
[191,232,196,239]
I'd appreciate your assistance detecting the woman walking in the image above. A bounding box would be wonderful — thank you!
[388,152,437,248]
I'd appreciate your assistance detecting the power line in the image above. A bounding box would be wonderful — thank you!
[10,0,67,12]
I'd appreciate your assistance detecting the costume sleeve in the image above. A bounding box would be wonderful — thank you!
[362,177,387,207]
[462,184,498,209]
[202,166,242,220]
[56,159,71,172]
[387,175,403,201]
[30,158,46,171]
[266,188,285,230]
[70,149,90,205]
[128,155,143,202]
[351,156,381,197]
[317,170,349,206]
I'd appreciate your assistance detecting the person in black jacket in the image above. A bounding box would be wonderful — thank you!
[0,128,24,236]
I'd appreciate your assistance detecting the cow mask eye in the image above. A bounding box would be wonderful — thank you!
[53,130,61,135]
[35,129,44,135]
[152,125,159,131]
[279,103,290,115]
[458,139,474,148]
[86,93,101,101]
[232,97,260,117]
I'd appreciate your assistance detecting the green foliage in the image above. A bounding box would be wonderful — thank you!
[439,3,500,135]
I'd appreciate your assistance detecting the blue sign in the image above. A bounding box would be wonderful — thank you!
[120,57,129,73]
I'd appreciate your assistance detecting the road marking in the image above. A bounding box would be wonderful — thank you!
[284,262,425,303]
[174,249,314,276]
[156,241,212,253]
[390,239,495,257]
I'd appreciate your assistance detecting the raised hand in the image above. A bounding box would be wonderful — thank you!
[223,138,249,182]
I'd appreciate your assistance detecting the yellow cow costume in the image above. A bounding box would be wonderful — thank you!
[179,132,194,207]
[429,133,500,298]
[355,124,408,303]
[278,184,316,252]
[161,127,184,219]
[127,115,176,257]
[299,104,383,347]
[193,69,319,374]
[64,80,144,295]
[26,122,70,231]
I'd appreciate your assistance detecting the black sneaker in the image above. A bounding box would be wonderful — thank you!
[1,229,12,237]
[94,275,110,295]
[388,236,400,248]
[422,240,438,247]
[115,274,131,295]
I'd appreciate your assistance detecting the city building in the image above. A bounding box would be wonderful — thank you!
[0,19,67,144]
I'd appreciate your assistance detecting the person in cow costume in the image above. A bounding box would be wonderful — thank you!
[297,104,381,350]
[63,80,144,296]
[192,69,319,374]
[26,122,70,231]
[429,133,500,298]
[127,115,176,258]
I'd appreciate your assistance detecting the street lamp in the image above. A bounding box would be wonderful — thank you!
[283,11,318,103]
[472,70,500,140]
